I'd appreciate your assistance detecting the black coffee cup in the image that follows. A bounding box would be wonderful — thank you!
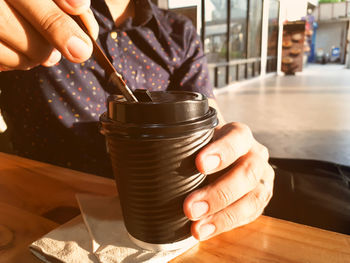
[100,91,218,251]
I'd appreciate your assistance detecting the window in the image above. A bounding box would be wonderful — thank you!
[230,0,248,59]
[247,0,263,58]
[267,0,279,72]
[168,0,202,31]
[167,0,269,87]
[204,0,228,63]
[268,0,279,57]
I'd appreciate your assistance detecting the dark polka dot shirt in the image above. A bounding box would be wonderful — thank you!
[0,0,214,177]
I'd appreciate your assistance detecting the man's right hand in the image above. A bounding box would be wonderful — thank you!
[0,0,99,71]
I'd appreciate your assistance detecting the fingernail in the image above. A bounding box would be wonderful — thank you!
[66,0,89,8]
[67,36,91,60]
[191,201,209,219]
[199,224,216,240]
[203,155,221,173]
[45,49,62,66]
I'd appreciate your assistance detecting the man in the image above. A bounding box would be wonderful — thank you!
[0,0,274,241]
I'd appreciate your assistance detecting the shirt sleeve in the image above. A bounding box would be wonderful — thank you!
[169,20,215,99]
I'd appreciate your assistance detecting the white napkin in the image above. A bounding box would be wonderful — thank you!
[30,194,198,263]
[30,215,97,263]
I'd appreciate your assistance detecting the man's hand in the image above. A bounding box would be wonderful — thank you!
[0,0,98,71]
[183,122,274,241]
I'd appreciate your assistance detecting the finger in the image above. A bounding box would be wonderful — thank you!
[79,9,99,40]
[8,0,93,63]
[191,168,274,241]
[0,41,38,70]
[184,151,269,220]
[0,1,55,65]
[53,0,91,15]
[41,48,62,67]
[251,141,270,162]
[195,123,254,175]
[53,0,99,39]
[0,66,12,72]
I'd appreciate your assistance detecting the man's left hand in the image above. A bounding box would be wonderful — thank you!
[183,122,275,240]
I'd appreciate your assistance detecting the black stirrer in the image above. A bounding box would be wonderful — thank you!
[73,16,140,103]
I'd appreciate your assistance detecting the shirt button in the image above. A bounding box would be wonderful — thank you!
[111,32,118,39]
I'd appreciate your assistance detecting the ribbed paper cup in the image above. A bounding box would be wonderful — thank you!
[100,91,218,251]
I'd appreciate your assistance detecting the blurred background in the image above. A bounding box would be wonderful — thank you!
[1,0,350,166]
[154,0,350,166]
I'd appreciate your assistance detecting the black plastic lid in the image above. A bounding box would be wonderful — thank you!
[107,91,208,124]
[100,91,218,138]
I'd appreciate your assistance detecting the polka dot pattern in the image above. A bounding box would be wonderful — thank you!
[0,0,214,176]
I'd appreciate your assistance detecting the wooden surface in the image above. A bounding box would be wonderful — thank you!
[0,152,349,263]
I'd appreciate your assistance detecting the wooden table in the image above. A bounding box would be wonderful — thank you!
[0,152,349,263]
